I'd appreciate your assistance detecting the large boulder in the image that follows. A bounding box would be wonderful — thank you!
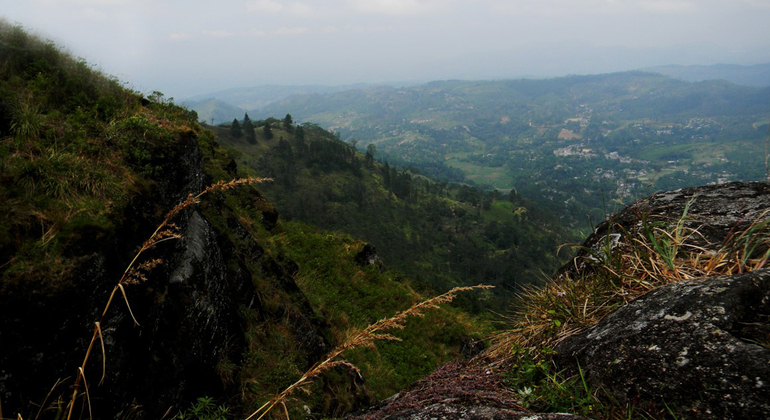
[560,181,770,278]
[555,269,770,419]
[554,181,770,419]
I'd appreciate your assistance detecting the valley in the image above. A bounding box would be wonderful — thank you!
[246,74,770,232]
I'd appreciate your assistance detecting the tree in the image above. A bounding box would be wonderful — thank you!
[263,121,273,139]
[365,143,377,167]
[243,113,256,144]
[230,118,243,138]
[283,113,293,132]
[382,161,391,189]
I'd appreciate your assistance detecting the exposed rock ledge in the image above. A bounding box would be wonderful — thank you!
[347,361,587,420]
[552,181,770,419]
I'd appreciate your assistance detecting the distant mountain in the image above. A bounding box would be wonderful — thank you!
[182,97,244,124]
[644,63,770,87]
[183,82,431,124]
[182,84,373,124]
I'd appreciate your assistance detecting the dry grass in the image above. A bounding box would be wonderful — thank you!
[60,177,271,420]
[489,205,770,364]
[244,284,494,420]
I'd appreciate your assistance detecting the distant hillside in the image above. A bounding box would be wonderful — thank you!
[644,63,770,87]
[182,97,244,125]
[253,73,770,231]
[183,84,374,124]
[208,118,574,311]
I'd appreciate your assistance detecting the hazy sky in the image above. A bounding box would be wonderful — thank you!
[4,0,770,98]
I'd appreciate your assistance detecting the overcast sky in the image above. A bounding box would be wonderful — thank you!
[4,0,770,98]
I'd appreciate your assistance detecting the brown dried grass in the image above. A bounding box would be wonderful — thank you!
[488,208,770,365]
[244,285,494,420]
[62,177,271,420]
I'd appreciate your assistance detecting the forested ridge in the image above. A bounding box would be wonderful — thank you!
[210,116,574,312]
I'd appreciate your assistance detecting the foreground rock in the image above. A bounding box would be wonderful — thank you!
[554,181,770,419]
[555,269,770,419]
[347,361,587,420]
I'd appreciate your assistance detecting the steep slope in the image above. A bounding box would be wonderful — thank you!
[209,119,573,312]
[0,23,484,419]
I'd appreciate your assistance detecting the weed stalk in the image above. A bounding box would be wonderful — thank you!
[63,177,270,420]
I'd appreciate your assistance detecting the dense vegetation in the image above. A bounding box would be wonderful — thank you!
[209,117,573,312]
[0,22,488,419]
[251,75,770,232]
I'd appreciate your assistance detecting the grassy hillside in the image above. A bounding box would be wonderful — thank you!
[0,22,489,419]
[209,118,574,313]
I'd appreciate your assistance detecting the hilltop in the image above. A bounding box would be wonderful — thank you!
[643,62,770,87]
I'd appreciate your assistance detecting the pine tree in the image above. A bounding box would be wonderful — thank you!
[243,113,256,144]
[263,121,274,140]
[283,113,293,132]
[230,118,243,138]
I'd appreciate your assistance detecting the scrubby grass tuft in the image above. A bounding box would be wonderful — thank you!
[488,204,770,418]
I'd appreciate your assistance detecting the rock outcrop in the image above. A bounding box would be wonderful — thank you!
[554,181,770,419]
[560,181,770,279]
[348,361,587,420]
[555,269,770,419]
[0,131,329,418]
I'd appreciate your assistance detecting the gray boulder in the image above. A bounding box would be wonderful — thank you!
[554,181,770,419]
[555,269,770,418]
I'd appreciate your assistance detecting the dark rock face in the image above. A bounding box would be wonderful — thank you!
[354,243,380,267]
[554,181,770,419]
[347,361,587,420]
[554,270,770,419]
[0,133,328,418]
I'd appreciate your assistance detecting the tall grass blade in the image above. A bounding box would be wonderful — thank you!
[78,368,92,420]
[117,284,140,326]
[95,322,106,385]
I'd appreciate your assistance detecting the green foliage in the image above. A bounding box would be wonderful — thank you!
[176,397,232,420]
[0,21,198,289]
[0,22,489,420]
[230,118,243,138]
[242,113,256,144]
[213,121,574,314]
[263,121,273,139]
[505,346,601,415]
[197,186,486,417]
[255,75,770,233]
